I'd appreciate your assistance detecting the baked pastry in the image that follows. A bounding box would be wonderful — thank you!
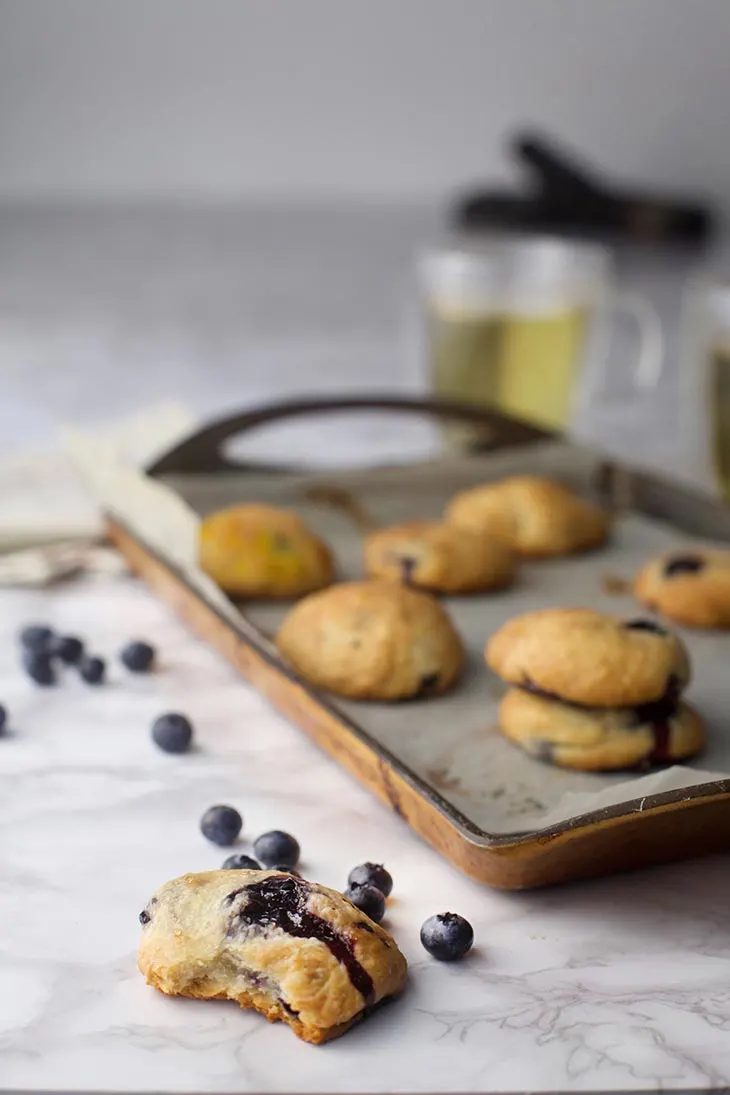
[445,475,608,557]
[363,520,516,594]
[199,503,333,599]
[498,687,705,771]
[634,549,730,629]
[138,869,407,1044]
[485,608,690,708]
[276,580,464,700]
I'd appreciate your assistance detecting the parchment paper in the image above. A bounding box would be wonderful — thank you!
[67,435,730,836]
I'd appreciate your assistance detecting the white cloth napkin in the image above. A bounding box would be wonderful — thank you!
[0,401,196,586]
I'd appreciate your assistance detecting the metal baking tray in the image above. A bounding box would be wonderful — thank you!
[102,396,730,889]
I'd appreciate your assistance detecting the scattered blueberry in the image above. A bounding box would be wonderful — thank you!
[19,625,54,654]
[121,640,156,673]
[420,912,474,961]
[253,830,300,868]
[347,862,393,898]
[52,635,84,664]
[79,655,106,685]
[268,864,301,876]
[344,883,386,923]
[201,805,243,846]
[22,649,56,686]
[0,704,6,733]
[222,853,261,870]
[151,713,193,754]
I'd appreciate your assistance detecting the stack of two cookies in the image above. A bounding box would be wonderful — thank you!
[485,609,705,771]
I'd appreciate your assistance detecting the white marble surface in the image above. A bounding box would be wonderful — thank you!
[2,203,730,1094]
[2,577,730,1094]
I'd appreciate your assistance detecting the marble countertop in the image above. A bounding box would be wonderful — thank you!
[3,577,730,1094]
[2,202,730,1094]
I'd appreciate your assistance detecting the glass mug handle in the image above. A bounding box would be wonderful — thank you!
[590,291,665,400]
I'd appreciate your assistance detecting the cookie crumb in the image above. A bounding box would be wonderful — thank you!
[602,574,631,595]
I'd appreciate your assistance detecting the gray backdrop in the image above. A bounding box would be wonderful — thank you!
[0,0,728,203]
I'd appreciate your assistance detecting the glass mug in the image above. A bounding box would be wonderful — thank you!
[418,238,664,451]
[680,278,730,499]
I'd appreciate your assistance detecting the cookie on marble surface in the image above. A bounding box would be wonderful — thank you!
[363,520,516,594]
[138,869,407,1045]
[276,580,464,700]
[498,687,705,771]
[445,475,609,558]
[200,503,333,599]
[634,549,730,629]
[485,608,690,708]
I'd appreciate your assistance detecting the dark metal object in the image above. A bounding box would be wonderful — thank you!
[454,130,716,247]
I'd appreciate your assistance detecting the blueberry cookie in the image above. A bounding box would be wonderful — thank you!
[364,520,516,594]
[200,503,334,599]
[498,687,705,771]
[634,549,730,629]
[276,581,464,700]
[138,870,407,1045]
[445,476,608,558]
[485,608,690,708]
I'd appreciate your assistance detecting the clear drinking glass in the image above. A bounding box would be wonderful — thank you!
[418,237,664,451]
[679,278,730,498]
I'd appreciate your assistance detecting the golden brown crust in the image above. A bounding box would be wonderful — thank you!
[634,549,730,629]
[445,476,609,558]
[485,608,690,707]
[138,870,407,1044]
[276,581,464,700]
[199,503,334,599]
[498,688,705,771]
[363,520,516,594]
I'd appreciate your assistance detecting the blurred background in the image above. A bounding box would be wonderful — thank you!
[1,0,729,475]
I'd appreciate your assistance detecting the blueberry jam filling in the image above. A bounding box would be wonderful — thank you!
[520,676,565,704]
[417,672,440,695]
[623,618,667,635]
[664,554,705,578]
[397,555,417,585]
[632,686,680,765]
[225,875,374,1004]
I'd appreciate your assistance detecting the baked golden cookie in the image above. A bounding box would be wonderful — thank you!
[498,688,705,771]
[485,609,690,708]
[634,549,730,629]
[138,870,407,1045]
[363,520,516,594]
[445,476,608,558]
[276,581,464,700]
[200,503,333,599]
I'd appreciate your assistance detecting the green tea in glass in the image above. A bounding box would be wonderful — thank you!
[420,239,663,452]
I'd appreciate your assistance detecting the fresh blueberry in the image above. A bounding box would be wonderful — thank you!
[347,862,393,898]
[19,625,54,654]
[344,883,386,923]
[221,853,261,870]
[201,805,243,846]
[0,704,6,733]
[22,649,56,686]
[120,640,156,673]
[151,713,193,754]
[52,635,84,664]
[253,830,300,868]
[79,655,106,685]
[268,864,302,876]
[420,912,474,961]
